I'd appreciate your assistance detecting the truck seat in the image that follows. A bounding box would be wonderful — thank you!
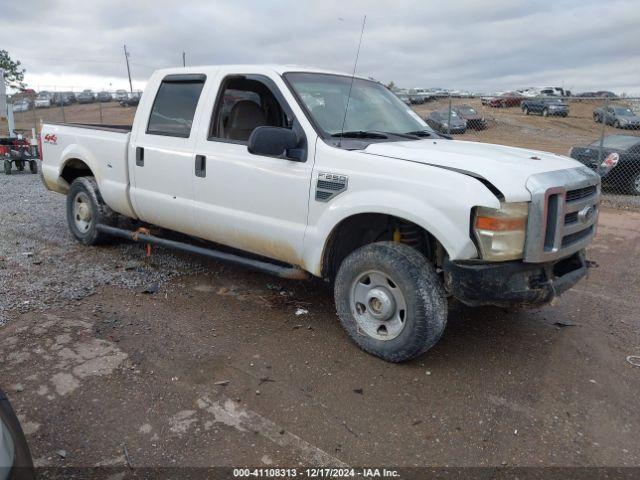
[226,100,267,141]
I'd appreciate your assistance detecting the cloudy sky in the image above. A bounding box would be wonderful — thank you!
[2,0,639,94]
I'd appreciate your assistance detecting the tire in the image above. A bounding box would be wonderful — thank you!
[334,242,448,362]
[66,177,115,245]
[593,114,599,123]
[16,160,24,171]
[542,108,549,117]
[3,160,11,175]
[29,160,38,174]
[614,120,621,129]
[628,171,640,196]
[523,106,529,115]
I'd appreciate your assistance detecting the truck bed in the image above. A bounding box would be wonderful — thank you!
[40,121,135,218]
[46,122,132,133]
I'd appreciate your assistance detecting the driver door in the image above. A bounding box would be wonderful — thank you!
[192,73,315,266]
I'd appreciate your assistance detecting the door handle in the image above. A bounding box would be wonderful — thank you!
[195,154,206,178]
[136,147,144,167]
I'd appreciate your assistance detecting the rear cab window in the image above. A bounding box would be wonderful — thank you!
[147,74,206,138]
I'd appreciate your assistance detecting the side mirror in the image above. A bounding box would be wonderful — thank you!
[248,126,304,161]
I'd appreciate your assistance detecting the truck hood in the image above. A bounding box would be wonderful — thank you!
[363,139,583,202]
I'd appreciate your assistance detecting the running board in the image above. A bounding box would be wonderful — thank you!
[96,224,308,280]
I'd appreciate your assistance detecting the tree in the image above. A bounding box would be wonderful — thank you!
[0,50,26,90]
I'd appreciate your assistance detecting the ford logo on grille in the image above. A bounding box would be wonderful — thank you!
[578,205,596,224]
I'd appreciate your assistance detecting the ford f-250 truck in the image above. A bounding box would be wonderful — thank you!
[40,65,600,362]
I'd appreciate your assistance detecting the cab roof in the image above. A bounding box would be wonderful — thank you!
[151,64,371,81]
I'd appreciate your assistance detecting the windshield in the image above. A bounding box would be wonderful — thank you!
[614,107,633,116]
[285,73,431,137]
[458,107,476,114]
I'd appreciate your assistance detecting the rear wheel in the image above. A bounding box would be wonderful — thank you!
[66,177,115,245]
[334,242,447,362]
[16,160,24,171]
[29,160,38,174]
[614,120,621,129]
[3,160,11,175]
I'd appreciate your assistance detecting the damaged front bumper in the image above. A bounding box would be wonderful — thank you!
[443,250,588,307]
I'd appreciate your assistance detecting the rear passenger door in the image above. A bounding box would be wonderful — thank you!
[129,74,207,235]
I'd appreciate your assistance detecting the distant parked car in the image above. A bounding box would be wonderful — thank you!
[12,99,32,112]
[395,92,411,106]
[64,91,77,103]
[52,92,72,106]
[408,89,427,104]
[521,97,569,117]
[570,135,640,195]
[35,92,52,108]
[425,110,467,134]
[97,91,112,102]
[451,105,486,129]
[114,90,129,102]
[77,91,95,104]
[487,92,524,108]
[120,91,141,107]
[593,105,640,129]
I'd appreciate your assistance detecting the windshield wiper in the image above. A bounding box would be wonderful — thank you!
[405,130,451,140]
[404,130,435,137]
[330,130,388,139]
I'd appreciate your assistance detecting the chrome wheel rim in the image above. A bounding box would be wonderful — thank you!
[73,192,93,233]
[350,270,407,341]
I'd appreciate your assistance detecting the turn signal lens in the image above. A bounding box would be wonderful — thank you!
[474,202,529,261]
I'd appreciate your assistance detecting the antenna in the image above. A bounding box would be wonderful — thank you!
[338,14,366,147]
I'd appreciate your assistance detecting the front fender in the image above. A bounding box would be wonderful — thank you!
[302,188,493,277]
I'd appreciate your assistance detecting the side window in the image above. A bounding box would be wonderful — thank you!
[147,75,206,138]
[209,76,294,143]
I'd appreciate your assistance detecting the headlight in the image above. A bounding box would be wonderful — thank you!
[473,202,529,261]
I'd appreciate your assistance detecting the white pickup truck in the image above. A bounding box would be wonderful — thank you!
[40,65,600,362]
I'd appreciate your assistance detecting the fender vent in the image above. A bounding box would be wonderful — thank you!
[315,172,348,202]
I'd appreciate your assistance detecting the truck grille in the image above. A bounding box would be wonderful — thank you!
[524,167,600,263]
[565,185,597,202]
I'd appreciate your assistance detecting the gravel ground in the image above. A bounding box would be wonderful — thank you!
[0,171,210,325]
[1,171,640,475]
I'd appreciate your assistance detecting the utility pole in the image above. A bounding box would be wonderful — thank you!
[182,52,186,67]
[123,45,133,93]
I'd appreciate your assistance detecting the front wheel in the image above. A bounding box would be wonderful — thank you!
[3,160,11,175]
[334,242,448,362]
[542,108,549,117]
[523,106,529,115]
[66,177,114,245]
[29,160,38,174]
